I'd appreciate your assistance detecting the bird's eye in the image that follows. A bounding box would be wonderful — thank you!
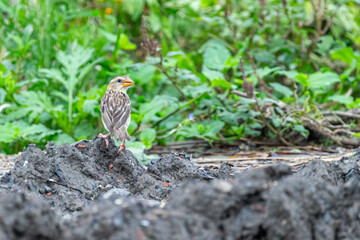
[117,78,124,83]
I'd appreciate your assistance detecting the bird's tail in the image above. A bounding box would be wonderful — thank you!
[114,126,131,141]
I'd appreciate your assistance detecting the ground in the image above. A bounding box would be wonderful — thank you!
[0,137,359,239]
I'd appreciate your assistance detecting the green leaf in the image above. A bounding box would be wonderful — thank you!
[127,120,138,135]
[293,124,309,138]
[177,124,204,139]
[140,128,156,149]
[183,84,212,98]
[219,111,238,125]
[83,99,99,117]
[317,36,333,54]
[74,123,94,139]
[19,124,61,142]
[204,120,225,138]
[118,33,136,50]
[51,90,68,102]
[129,64,156,84]
[330,47,355,65]
[145,56,161,64]
[211,78,232,89]
[149,11,161,32]
[139,96,177,123]
[128,141,157,165]
[0,88,6,104]
[202,66,224,80]
[53,133,74,145]
[308,72,340,91]
[200,39,231,71]
[99,29,117,42]
[225,56,239,68]
[254,50,275,64]
[5,108,30,122]
[327,94,354,105]
[256,67,282,79]
[0,0,12,16]
[232,125,244,136]
[0,124,18,143]
[122,0,144,20]
[65,9,101,20]
[295,73,308,87]
[39,69,67,89]
[269,82,293,98]
[340,60,357,80]
[277,70,300,80]
[244,123,261,136]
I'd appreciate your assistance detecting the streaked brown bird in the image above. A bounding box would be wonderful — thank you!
[98,76,135,152]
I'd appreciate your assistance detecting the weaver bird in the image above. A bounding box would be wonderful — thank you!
[98,76,135,152]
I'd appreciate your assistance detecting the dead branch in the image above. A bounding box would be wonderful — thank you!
[141,16,189,101]
[235,56,290,146]
[321,110,360,119]
[304,0,336,60]
[293,82,299,108]
[141,16,159,56]
[239,57,254,98]
[232,83,360,147]
[333,129,355,137]
[302,116,360,146]
[231,90,248,98]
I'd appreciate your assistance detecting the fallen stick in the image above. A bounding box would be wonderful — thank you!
[322,110,360,119]
[195,152,354,164]
[29,172,84,194]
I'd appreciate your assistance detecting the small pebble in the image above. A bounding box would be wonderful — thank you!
[141,219,150,227]
[213,181,233,193]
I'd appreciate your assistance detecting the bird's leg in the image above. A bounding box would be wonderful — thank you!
[97,133,111,148]
[118,139,126,153]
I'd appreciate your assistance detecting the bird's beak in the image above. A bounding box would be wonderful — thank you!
[122,78,135,87]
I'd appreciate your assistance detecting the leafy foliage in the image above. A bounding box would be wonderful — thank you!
[1,0,360,153]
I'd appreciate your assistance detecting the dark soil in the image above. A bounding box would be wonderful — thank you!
[0,137,230,212]
[0,137,360,240]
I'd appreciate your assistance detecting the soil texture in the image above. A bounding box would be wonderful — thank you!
[0,138,360,240]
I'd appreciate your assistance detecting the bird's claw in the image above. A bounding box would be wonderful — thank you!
[118,140,126,154]
[98,133,110,148]
[118,146,124,154]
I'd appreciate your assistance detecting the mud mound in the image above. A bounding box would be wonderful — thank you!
[63,198,158,240]
[295,152,360,184]
[61,159,360,240]
[0,137,230,212]
[1,140,360,239]
[0,193,62,240]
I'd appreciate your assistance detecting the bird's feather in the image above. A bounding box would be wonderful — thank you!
[100,90,131,141]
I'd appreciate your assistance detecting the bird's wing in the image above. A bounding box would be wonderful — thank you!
[100,91,131,133]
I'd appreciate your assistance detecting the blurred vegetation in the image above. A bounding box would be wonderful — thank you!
[1,0,360,154]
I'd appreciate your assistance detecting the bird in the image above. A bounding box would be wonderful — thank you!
[98,76,135,152]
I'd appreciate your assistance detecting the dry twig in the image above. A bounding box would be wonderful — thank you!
[322,110,360,119]
[246,52,272,95]
[235,56,290,146]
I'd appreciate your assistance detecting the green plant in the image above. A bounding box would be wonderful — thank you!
[1,0,360,154]
[40,42,102,129]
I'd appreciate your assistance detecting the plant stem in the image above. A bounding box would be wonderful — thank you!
[69,88,72,124]
[158,64,188,101]
[153,93,206,127]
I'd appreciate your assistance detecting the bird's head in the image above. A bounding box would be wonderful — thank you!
[108,76,135,93]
